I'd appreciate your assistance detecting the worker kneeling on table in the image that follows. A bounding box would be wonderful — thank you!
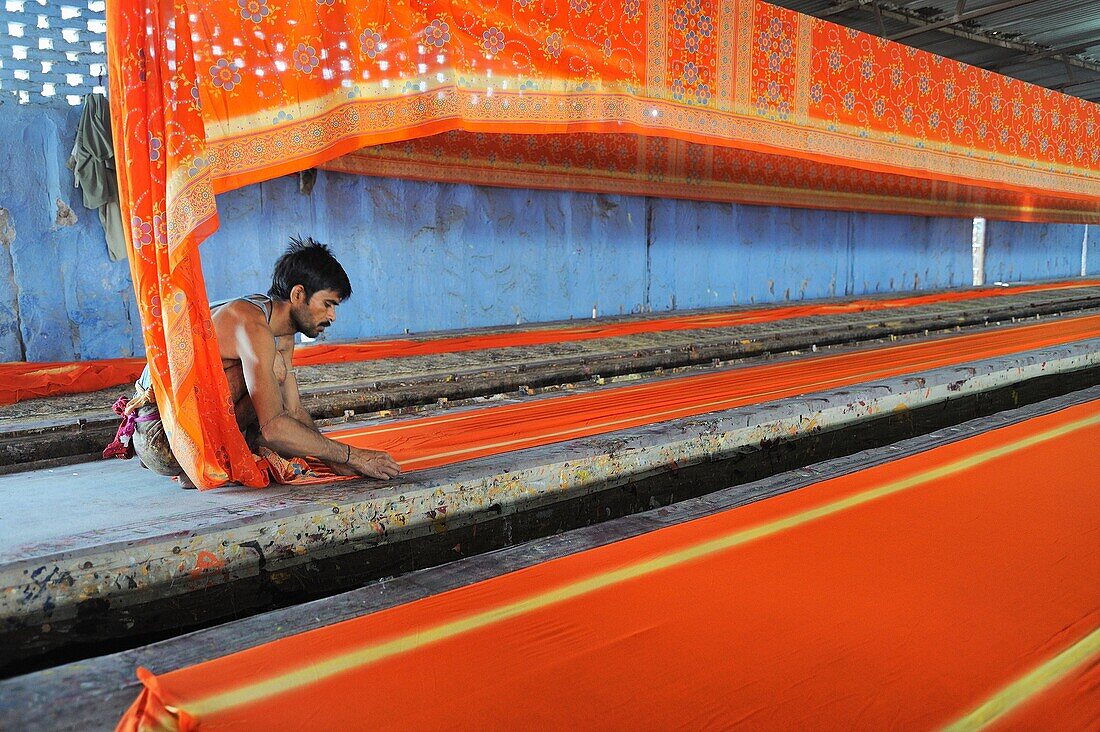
[119,236,401,488]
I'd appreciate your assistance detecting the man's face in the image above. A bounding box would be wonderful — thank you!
[291,287,342,339]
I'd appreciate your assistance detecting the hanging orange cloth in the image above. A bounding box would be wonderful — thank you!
[106,0,267,488]
[326,129,1100,223]
[104,0,1100,486]
[116,397,1100,731]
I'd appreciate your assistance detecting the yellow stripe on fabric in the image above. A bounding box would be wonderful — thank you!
[942,626,1100,731]
[182,408,1100,719]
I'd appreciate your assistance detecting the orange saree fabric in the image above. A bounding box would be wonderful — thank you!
[4,279,1095,406]
[104,0,1100,486]
[327,129,1100,223]
[195,0,1100,216]
[117,397,1100,730]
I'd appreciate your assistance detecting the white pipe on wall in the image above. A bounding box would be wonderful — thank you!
[972,217,986,286]
[1082,224,1090,277]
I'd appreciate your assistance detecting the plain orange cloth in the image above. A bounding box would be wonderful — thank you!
[118,396,1100,730]
[331,313,1100,471]
[3,279,1097,406]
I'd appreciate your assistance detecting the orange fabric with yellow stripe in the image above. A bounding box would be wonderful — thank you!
[117,397,1100,730]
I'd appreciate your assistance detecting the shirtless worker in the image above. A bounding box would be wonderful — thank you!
[129,236,401,487]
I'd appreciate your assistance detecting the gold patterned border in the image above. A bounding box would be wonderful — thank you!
[734,0,755,112]
[793,12,813,121]
[647,0,668,98]
[715,0,738,113]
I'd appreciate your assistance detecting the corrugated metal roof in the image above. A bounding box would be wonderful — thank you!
[769,0,1100,103]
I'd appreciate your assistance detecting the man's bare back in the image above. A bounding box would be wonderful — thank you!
[212,298,289,433]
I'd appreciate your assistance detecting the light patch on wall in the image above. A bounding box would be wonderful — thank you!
[54,198,78,227]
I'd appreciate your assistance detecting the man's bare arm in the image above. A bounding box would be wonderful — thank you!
[238,318,400,479]
[276,339,319,430]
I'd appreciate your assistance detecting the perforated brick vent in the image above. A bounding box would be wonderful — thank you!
[1,0,107,105]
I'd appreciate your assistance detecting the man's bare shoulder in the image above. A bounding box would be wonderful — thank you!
[213,300,274,359]
[213,300,270,330]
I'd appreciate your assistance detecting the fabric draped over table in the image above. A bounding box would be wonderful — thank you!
[104,0,1100,488]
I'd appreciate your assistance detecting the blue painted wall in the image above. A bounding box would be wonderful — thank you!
[1087,227,1098,277]
[0,97,1093,363]
[0,101,142,362]
[985,220,1087,284]
[646,201,976,309]
[206,174,647,335]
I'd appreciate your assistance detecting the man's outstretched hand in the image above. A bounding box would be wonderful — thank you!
[330,446,401,480]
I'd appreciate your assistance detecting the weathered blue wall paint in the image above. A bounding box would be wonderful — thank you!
[984,220,1087,284]
[647,201,973,310]
[205,174,647,338]
[849,213,971,293]
[1,97,1093,363]
[1087,226,1097,277]
[647,200,850,309]
[0,208,21,361]
[0,101,142,362]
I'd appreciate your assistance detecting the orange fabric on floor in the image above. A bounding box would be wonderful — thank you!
[332,313,1100,472]
[5,281,1094,407]
[118,397,1100,730]
[0,359,146,407]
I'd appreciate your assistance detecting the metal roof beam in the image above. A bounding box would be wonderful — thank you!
[888,0,1040,42]
[991,38,1100,71]
[819,0,863,17]
[1052,77,1100,93]
[835,3,1100,80]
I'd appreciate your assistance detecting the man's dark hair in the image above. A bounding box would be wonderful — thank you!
[268,236,352,302]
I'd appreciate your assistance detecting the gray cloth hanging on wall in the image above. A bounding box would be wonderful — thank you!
[68,92,127,262]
